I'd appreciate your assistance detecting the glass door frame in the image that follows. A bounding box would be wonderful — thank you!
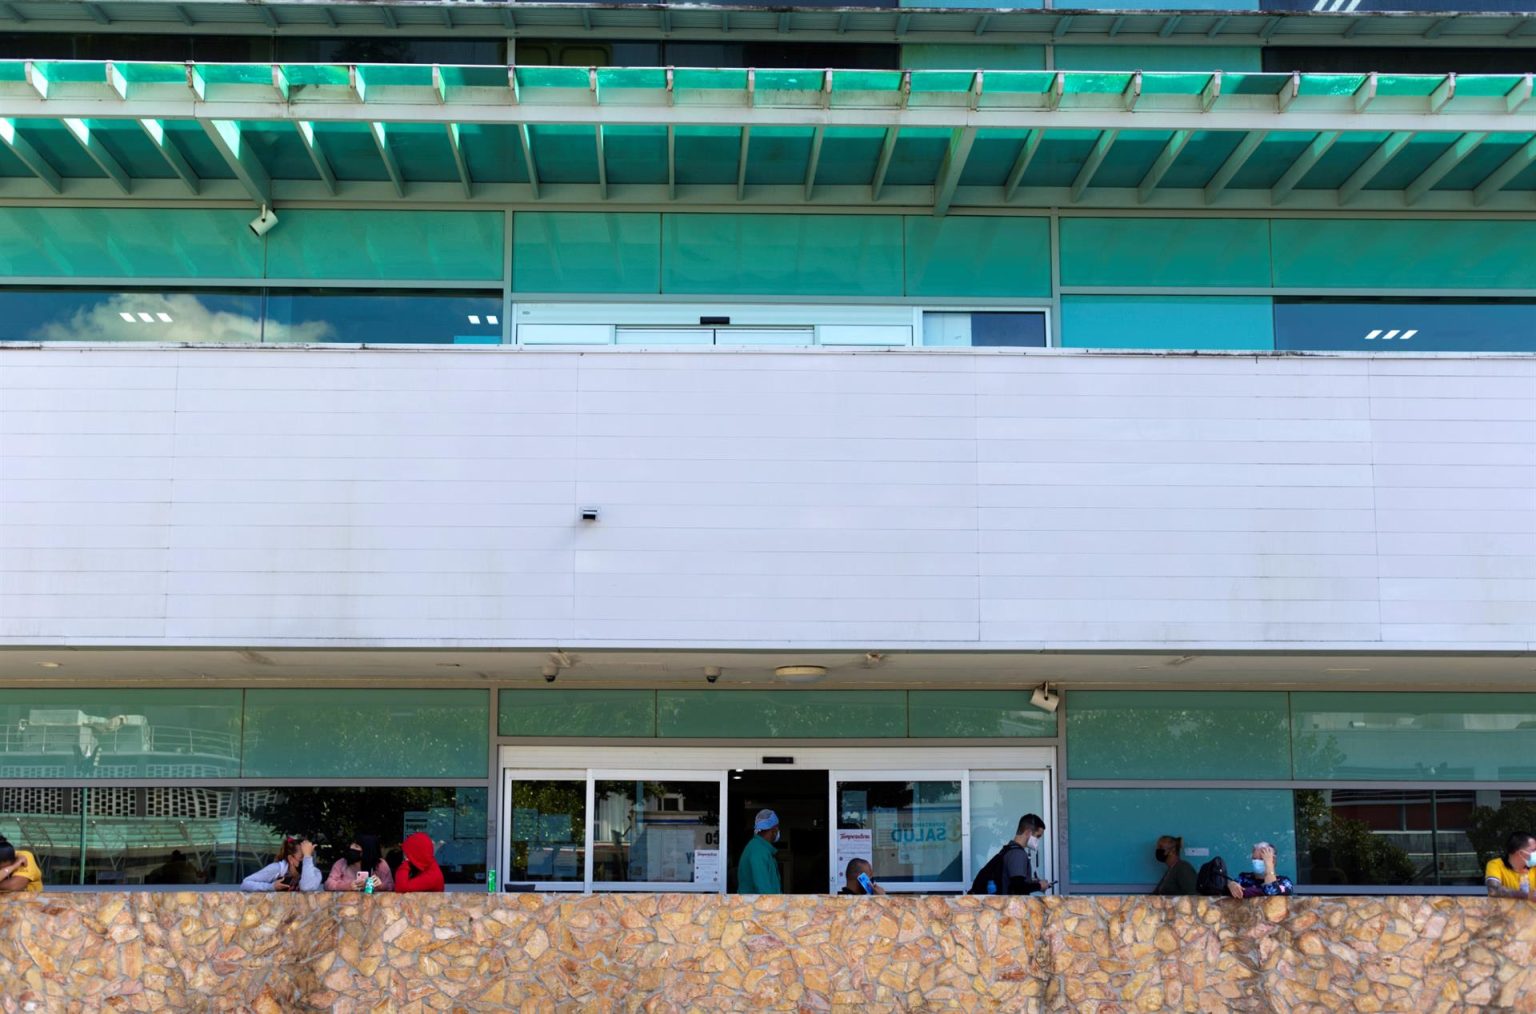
[968,768,1055,893]
[829,768,970,895]
[588,767,728,895]
[501,767,587,893]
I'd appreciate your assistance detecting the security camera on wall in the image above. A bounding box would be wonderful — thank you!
[249,205,279,237]
[1030,684,1060,714]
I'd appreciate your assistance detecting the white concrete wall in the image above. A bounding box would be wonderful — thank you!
[2,347,1532,650]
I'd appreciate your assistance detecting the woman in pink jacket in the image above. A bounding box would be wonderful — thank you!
[324,834,393,893]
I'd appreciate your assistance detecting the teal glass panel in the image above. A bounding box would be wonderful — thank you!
[242,690,488,779]
[499,690,657,738]
[1060,295,1273,351]
[661,214,904,297]
[1067,691,1291,780]
[1052,46,1261,72]
[1068,789,1295,887]
[1059,217,1271,287]
[0,690,242,779]
[0,788,82,886]
[658,691,907,738]
[513,212,660,294]
[0,208,262,278]
[901,45,1047,70]
[1292,693,1536,782]
[264,211,504,282]
[908,691,1056,738]
[905,217,1051,298]
[1272,219,1536,290]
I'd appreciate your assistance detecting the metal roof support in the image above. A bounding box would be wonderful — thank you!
[296,121,337,196]
[969,70,984,112]
[1052,15,1074,39]
[348,65,366,104]
[1204,130,1266,204]
[777,12,789,32]
[432,65,449,105]
[804,125,824,202]
[106,62,129,100]
[1047,71,1065,111]
[507,67,520,105]
[139,117,199,194]
[1122,72,1142,112]
[736,125,750,201]
[378,5,396,29]
[666,124,676,200]
[63,117,129,194]
[370,122,404,197]
[1270,129,1338,204]
[0,117,60,194]
[321,6,336,28]
[1429,73,1456,113]
[1344,18,1366,39]
[1200,72,1222,112]
[1507,16,1535,38]
[440,7,453,29]
[83,2,109,24]
[447,122,473,200]
[253,4,276,28]
[172,3,192,24]
[1507,74,1534,114]
[272,65,290,103]
[895,13,911,35]
[1158,15,1181,37]
[1472,136,1536,205]
[1352,73,1378,113]
[835,12,847,33]
[974,15,990,36]
[933,126,976,215]
[203,119,269,204]
[1002,128,1043,202]
[23,60,47,99]
[1423,16,1452,38]
[1070,129,1117,204]
[1278,72,1301,113]
[869,126,898,202]
[1137,129,1191,203]
[1108,16,1126,36]
[1207,16,1229,37]
[1337,130,1412,204]
[499,8,514,29]
[1405,131,1486,204]
[0,2,26,21]
[1259,16,1283,40]
[518,123,539,199]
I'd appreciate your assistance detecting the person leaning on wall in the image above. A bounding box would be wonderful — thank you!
[241,836,323,893]
[0,835,43,893]
[394,832,445,893]
[1227,841,1294,898]
[1151,835,1197,896]
[1484,831,1536,899]
[326,834,393,893]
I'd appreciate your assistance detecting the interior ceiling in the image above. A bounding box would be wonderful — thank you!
[1,646,1531,690]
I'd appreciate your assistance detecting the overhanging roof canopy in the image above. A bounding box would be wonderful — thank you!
[0,60,1533,209]
[0,1,1533,46]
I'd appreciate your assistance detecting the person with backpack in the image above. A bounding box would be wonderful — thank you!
[969,814,1050,895]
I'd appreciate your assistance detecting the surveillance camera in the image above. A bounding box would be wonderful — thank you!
[1030,684,1060,714]
[542,663,559,684]
[704,666,722,684]
[249,206,278,237]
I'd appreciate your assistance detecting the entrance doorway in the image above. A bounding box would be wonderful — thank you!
[726,769,829,895]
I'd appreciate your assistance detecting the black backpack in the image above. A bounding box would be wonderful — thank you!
[1196,856,1230,896]
[968,840,1029,895]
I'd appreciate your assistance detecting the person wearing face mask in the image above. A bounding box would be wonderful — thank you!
[736,809,782,895]
[241,836,323,893]
[1483,831,1536,899]
[1151,835,1197,896]
[1227,841,1293,898]
[325,833,393,893]
[968,814,1050,895]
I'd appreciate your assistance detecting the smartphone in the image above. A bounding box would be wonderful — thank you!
[857,872,874,895]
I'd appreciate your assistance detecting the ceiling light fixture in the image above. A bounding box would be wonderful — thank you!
[487,315,500,325]
[136,312,155,323]
[774,665,827,684]
[38,661,62,669]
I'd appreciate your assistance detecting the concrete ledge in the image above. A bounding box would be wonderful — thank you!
[1,893,1533,1011]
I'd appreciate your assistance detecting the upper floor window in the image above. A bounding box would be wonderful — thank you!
[1273,298,1536,353]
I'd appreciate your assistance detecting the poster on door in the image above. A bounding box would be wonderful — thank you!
[835,828,873,879]
[871,804,962,878]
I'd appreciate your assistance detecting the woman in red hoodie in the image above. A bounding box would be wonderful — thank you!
[394,832,445,893]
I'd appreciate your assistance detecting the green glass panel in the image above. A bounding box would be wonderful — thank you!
[673,68,748,91]
[499,690,657,738]
[0,61,26,83]
[658,691,906,738]
[905,216,1051,297]
[1456,75,1526,98]
[909,70,975,93]
[1376,74,1442,97]
[0,690,241,779]
[1141,72,1219,95]
[201,64,273,87]
[662,214,903,296]
[1067,691,1291,780]
[755,69,826,93]
[1296,73,1370,97]
[832,69,903,92]
[265,210,504,281]
[981,70,1058,92]
[357,64,431,87]
[902,45,1047,71]
[1059,217,1271,287]
[1292,693,1536,782]
[1223,73,1288,95]
[242,689,488,779]
[516,66,591,90]
[0,207,262,278]
[513,211,660,293]
[908,691,1056,738]
[118,63,186,86]
[1068,789,1295,887]
[1054,46,1260,73]
[1272,219,1536,289]
[597,67,665,90]
[1061,295,1273,350]
[285,65,351,86]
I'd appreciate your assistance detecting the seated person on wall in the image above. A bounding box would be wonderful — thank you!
[1484,831,1536,899]
[1227,841,1293,898]
[1151,835,1198,896]
[838,858,886,896]
[0,836,43,893]
[241,836,324,893]
[394,832,445,893]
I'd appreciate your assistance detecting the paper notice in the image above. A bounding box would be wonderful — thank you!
[835,828,874,881]
[694,849,720,885]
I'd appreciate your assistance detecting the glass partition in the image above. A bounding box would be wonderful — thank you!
[969,776,1049,887]
[262,290,504,345]
[591,776,722,890]
[0,787,82,887]
[81,787,239,886]
[506,776,587,885]
[835,775,965,888]
[0,289,264,343]
[1068,691,1292,780]
[1274,299,1536,354]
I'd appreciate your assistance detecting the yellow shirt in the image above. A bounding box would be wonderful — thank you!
[1484,858,1535,894]
[6,850,43,893]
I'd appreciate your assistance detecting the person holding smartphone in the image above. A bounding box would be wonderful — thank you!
[325,834,393,893]
[837,858,886,896]
[241,836,323,893]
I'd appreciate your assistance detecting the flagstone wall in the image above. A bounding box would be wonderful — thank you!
[1,892,1532,1012]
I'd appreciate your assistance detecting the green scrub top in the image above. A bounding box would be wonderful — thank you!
[736,834,781,895]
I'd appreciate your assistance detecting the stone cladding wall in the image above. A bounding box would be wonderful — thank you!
[1,893,1533,1012]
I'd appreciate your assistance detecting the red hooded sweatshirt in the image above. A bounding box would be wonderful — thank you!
[394,832,445,893]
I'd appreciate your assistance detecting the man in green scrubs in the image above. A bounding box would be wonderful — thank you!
[736,809,782,894]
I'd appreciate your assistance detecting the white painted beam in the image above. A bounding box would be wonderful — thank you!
[1270,130,1338,204]
[1405,131,1486,205]
[1336,130,1412,205]
[139,117,199,194]
[1069,129,1117,204]
[369,121,404,198]
[1472,136,1536,206]
[0,117,60,193]
[296,120,337,196]
[63,117,129,194]
[1136,129,1191,203]
[932,126,976,215]
[869,126,898,202]
[1204,130,1266,204]
[447,122,473,200]
[201,118,270,205]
